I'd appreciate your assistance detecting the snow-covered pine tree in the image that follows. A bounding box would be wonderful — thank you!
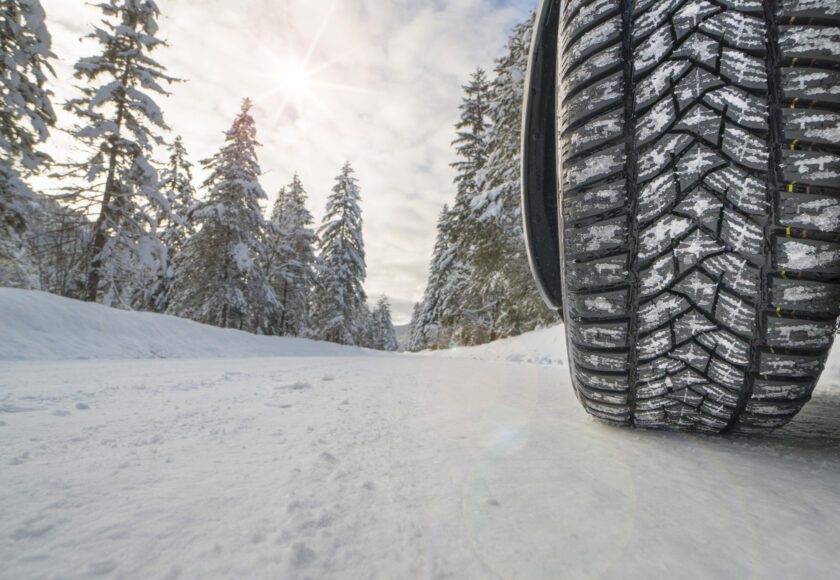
[370,295,399,352]
[0,0,55,288]
[167,99,278,333]
[415,205,468,349]
[149,136,196,312]
[27,195,91,298]
[417,70,491,346]
[448,68,492,344]
[312,162,367,345]
[471,13,554,338]
[406,302,426,352]
[63,0,177,305]
[263,173,317,337]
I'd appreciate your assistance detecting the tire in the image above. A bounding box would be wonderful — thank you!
[558,0,840,433]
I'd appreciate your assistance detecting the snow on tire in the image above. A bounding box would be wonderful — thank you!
[558,0,840,433]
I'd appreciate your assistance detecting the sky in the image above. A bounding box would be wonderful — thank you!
[39,0,536,324]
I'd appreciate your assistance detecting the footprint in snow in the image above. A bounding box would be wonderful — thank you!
[76,402,90,410]
[290,543,317,568]
[320,451,339,464]
[9,452,30,466]
[275,382,311,392]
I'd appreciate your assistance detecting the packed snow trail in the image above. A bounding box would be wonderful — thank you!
[1,291,839,579]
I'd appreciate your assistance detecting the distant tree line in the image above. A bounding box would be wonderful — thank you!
[0,0,398,351]
[407,14,557,351]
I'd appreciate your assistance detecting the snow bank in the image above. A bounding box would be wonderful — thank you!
[0,289,362,361]
[430,324,568,366]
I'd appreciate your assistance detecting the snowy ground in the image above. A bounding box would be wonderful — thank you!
[2,290,839,579]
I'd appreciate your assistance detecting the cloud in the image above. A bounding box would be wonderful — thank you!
[39,0,536,324]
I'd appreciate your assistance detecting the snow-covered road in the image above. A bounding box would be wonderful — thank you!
[2,291,840,579]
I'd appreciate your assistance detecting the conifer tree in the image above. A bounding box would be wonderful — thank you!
[471,13,552,338]
[416,205,468,348]
[444,68,492,344]
[0,0,55,288]
[63,0,177,305]
[149,136,196,312]
[370,295,399,352]
[406,302,427,352]
[167,99,278,333]
[313,162,367,345]
[264,173,317,336]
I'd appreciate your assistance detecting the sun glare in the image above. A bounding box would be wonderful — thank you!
[278,60,312,100]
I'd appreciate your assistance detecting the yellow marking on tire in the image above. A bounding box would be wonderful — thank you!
[786,227,792,237]
[790,140,798,151]
[791,97,800,109]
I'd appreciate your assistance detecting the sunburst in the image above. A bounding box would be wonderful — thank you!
[252,0,374,126]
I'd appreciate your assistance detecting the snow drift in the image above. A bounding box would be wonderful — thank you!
[0,288,363,361]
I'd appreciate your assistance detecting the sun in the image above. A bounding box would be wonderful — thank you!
[277,59,312,101]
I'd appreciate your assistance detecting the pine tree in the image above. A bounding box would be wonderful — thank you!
[370,295,399,352]
[417,70,491,347]
[471,13,553,339]
[149,136,196,312]
[264,173,317,337]
[312,162,367,345]
[416,205,468,349]
[63,0,177,305]
[0,0,55,288]
[406,302,426,352]
[27,195,91,298]
[167,99,278,333]
[445,68,492,344]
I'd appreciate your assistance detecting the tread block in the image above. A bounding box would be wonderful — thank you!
[639,293,691,333]
[569,289,629,319]
[566,254,630,290]
[752,378,816,401]
[639,216,693,262]
[715,290,757,336]
[705,166,768,215]
[573,321,629,349]
[565,181,627,223]
[565,217,628,256]
[780,192,840,232]
[562,16,623,76]
[638,172,679,224]
[563,46,623,98]
[573,347,629,372]
[759,351,824,377]
[563,109,625,158]
[575,367,630,392]
[640,254,677,298]
[777,238,840,274]
[766,316,836,349]
[778,0,840,20]
[562,72,624,132]
[782,68,840,104]
[782,150,840,188]
[770,277,840,314]
[562,144,626,190]
[674,270,719,313]
[708,358,746,390]
[783,109,840,145]
[779,25,840,63]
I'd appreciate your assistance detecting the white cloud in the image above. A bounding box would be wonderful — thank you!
[39,0,536,323]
